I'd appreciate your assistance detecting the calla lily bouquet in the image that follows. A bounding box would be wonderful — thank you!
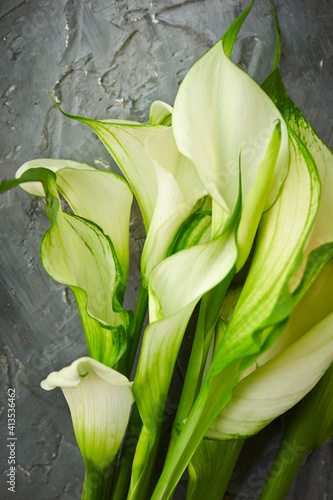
[1,2,332,499]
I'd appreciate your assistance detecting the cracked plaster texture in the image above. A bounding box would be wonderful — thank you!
[0,0,332,499]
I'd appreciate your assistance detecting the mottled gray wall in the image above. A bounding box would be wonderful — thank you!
[0,0,332,499]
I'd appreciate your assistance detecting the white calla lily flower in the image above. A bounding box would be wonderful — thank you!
[41,357,134,471]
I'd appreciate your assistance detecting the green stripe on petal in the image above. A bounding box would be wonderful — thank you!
[167,210,212,256]
[172,33,289,237]
[151,120,322,500]
[262,69,333,290]
[141,127,207,285]
[50,98,167,230]
[149,100,173,126]
[1,168,133,368]
[15,159,133,294]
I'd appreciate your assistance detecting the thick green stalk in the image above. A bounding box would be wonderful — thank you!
[167,270,235,457]
[186,438,245,499]
[259,438,306,500]
[260,364,333,499]
[82,462,114,500]
[109,284,148,500]
[127,423,164,500]
[117,282,148,377]
[109,405,142,500]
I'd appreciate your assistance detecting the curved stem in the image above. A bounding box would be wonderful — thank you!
[118,281,148,377]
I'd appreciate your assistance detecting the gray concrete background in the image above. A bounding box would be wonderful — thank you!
[0,0,332,499]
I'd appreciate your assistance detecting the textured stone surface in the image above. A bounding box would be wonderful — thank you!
[0,0,332,499]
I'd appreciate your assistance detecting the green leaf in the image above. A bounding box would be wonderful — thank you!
[50,97,167,230]
[16,159,133,296]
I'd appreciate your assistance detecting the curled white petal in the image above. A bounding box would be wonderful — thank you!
[41,357,134,470]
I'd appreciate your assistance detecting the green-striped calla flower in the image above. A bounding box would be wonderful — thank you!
[48,100,210,287]
[0,168,133,368]
[50,99,172,232]
[207,259,333,439]
[15,159,132,296]
[171,5,288,267]
[41,357,134,498]
[151,12,333,500]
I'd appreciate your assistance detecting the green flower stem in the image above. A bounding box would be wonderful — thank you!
[127,423,164,500]
[260,364,333,500]
[118,282,148,377]
[82,462,114,500]
[109,284,148,499]
[187,438,245,499]
[259,439,306,500]
[167,270,235,458]
[109,404,142,500]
